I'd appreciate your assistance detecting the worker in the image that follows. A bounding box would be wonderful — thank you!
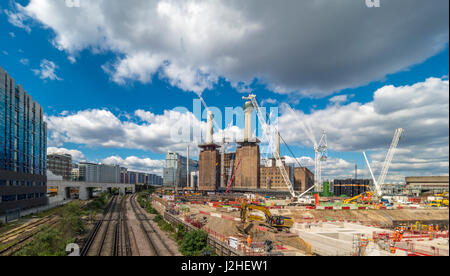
[247,235,252,248]
[394,227,400,242]
[390,242,396,254]
[435,225,439,232]
[398,229,404,242]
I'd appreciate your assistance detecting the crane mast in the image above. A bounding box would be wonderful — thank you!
[363,151,381,197]
[363,128,404,198]
[314,131,328,192]
[285,105,328,194]
[377,128,404,186]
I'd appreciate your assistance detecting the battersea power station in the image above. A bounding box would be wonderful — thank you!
[198,101,314,194]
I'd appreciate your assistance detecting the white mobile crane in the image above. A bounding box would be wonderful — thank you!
[361,128,404,201]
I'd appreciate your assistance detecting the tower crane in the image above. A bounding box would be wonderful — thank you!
[285,105,328,193]
[362,128,404,199]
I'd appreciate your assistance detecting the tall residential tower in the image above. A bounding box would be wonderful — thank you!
[0,66,48,218]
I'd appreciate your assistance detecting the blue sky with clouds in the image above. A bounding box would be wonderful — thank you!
[0,0,448,181]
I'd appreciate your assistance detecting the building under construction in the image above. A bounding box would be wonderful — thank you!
[198,101,314,193]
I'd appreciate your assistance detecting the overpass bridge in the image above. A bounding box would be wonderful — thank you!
[48,180,135,200]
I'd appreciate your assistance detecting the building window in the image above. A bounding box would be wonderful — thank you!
[18,194,27,200]
[2,195,16,202]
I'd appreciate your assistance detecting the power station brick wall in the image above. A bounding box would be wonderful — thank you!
[234,143,260,190]
[198,148,220,191]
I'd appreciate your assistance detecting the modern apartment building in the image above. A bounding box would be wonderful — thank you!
[78,162,120,183]
[47,153,72,181]
[0,66,48,217]
[163,151,198,188]
[120,167,162,185]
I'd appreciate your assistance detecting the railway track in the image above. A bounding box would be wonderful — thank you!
[119,196,132,256]
[0,216,56,244]
[81,195,135,256]
[0,217,59,256]
[129,195,175,256]
[81,195,120,256]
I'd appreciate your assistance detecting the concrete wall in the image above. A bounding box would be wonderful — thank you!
[49,180,135,200]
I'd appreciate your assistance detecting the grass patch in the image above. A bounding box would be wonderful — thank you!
[14,201,85,256]
[86,192,111,212]
[153,214,175,232]
[15,226,74,256]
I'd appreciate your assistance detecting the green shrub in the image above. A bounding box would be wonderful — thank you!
[59,201,85,236]
[179,230,214,256]
[153,214,163,224]
[87,192,110,211]
[175,223,186,243]
[161,222,174,232]
[16,226,73,256]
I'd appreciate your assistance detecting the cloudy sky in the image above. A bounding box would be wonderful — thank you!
[1,0,448,181]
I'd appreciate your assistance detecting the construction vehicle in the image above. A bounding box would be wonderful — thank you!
[298,195,315,206]
[240,201,294,232]
[343,191,373,205]
[428,199,449,208]
[436,192,448,197]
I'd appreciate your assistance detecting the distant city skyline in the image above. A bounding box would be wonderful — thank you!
[0,0,448,183]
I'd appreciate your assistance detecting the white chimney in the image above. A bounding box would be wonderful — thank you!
[206,111,214,144]
[244,101,254,142]
[275,132,280,158]
[275,132,283,167]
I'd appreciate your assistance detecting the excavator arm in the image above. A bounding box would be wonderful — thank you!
[344,191,372,205]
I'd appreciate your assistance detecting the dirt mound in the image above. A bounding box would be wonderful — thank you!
[197,214,241,237]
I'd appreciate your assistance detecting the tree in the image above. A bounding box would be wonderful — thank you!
[179,230,214,256]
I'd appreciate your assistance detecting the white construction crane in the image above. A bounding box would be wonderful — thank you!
[285,105,328,193]
[363,128,404,198]
[243,94,297,199]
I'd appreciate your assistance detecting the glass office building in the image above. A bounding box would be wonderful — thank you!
[0,66,48,218]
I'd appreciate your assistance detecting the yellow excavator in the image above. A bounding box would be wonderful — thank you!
[240,201,294,232]
[343,191,373,205]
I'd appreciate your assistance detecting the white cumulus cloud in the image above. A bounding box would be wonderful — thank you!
[6,0,449,96]
[32,59,62,81]
[47,147,86,162]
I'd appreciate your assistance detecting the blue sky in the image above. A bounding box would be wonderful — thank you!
[0,0,448,181]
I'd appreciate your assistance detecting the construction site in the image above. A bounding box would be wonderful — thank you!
[151,94,449,256]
